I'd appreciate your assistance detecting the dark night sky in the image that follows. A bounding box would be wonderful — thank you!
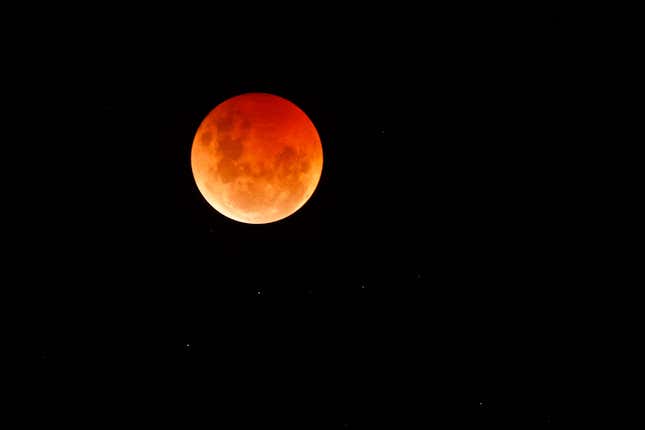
[12,8,567,427]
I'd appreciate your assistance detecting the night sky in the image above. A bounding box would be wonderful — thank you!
[17,8,565,427]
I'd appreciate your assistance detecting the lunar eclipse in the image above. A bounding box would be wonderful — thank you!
[191,93,323,224]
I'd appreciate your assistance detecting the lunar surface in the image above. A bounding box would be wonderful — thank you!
[191,93,323,224]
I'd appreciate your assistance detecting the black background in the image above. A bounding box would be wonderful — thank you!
[13,7,567,427]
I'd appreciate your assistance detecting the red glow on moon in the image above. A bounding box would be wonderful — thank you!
[191,93,323,224]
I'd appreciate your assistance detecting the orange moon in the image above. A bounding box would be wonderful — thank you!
[191,93,323,224]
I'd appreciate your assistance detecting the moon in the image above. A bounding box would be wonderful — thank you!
[191,93,323,224]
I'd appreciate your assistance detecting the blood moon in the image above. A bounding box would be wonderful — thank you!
[191,93,323,224]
